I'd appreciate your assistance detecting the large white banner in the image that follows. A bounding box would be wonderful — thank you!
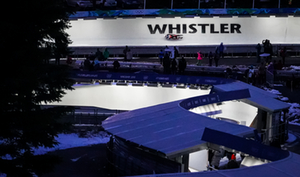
[67,16,300,47]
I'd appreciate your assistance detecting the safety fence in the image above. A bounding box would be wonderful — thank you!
[261,121,289,146]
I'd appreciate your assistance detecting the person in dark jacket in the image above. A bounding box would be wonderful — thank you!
[208,51,213,66]
[178,56,187,74]
[158,50,164,64]
[113,59,120,71]
[211,147,225,169]
[256,43,261,63]
[227,154,239,169]
[280,47,287,65]
[163,54,171,74]
[171,59,177,75]
[219,42,225,59]
[214,47,220,67]
[123,46,129,61]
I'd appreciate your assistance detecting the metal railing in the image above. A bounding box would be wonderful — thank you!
[260,121,288,146]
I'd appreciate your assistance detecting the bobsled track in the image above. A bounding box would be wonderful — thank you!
[61,70,300,177]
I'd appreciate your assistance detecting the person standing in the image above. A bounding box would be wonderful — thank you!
[113,59,120,71]
[94,57,100,70]
[103,48,109,61]
[248,65,255,84]
[171,58,177,75]
[231,65,240,79]
[158,50,164,64]
[208,51,213,66]
[280,47,287,65]
[211,147,225,169]
[178,56,187,74]
[258,62,266,85]
[197,51,203,66]
[123,46,129,61]
[219,42,225,59]
[126,49,133,61]
[174,47,179,58]
[163,54,171,74]
[277,60,283,70]
[256,43,261,63]
[83,58,90,70]
[214,47,220,67]
[66,55,72,65]
[95,48,104,61]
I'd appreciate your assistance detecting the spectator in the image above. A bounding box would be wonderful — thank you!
[94,58,100,70]
[262,39,273,61]
[113,59,120,71]
[232,65,240,79]
[123,46,129,61]
[258,62,266,85]
[66,55,73,65]
[267,61,274,76]
[225,67,232,78]
[103,48,110,61]
[208,51,213,66]
[280,47,287,65]
[163,54,171,74]
[197,51,203,66]
[227,154,239,169]
[126,49,133,61]
[95,48,104,61]
[88,52,95,61]
[178,56,187,74]
[83,58,90,70]
[273,60,278,72]
[174,47,179,58]
[277,60,283,70]
[214,47,220,67]
[219,42,225,59]
[211,147,225,169]
[164,45,170,56]
[248,65,255,84]
[256,43,261,63]
[89,59,94,71]
[158,50,164,64]
[171,58,177,75]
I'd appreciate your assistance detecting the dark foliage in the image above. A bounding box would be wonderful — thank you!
[0,0,76,176]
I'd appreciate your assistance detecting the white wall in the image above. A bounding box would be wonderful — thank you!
[189,150,209,172]
[52,84,210,110]
[67,16,300,47]
[216,100,258,126]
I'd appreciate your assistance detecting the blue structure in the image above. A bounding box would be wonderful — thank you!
[78,70,298,176]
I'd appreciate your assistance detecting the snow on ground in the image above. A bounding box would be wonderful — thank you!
[287,103,300,125]
[289,65,300,71]
[33,131,110,155]
[0,131,110,177]
[264,87,300,125]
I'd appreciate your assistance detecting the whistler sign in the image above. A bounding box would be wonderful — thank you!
[147,24,242,34]
[67,16,300,46]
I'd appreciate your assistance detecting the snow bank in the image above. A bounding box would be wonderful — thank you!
[33,131,110,155]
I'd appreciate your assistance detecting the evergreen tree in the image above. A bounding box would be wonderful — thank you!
[0,0,76,176]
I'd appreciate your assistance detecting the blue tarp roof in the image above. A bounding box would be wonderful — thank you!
[103,90,255,157]
[213,81,290,112]
[102,79,298,177]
